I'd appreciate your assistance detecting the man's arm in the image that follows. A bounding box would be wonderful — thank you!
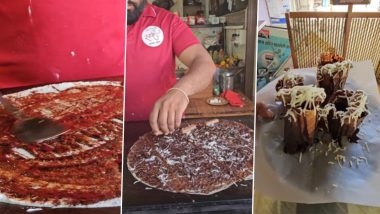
[149,44,216,135]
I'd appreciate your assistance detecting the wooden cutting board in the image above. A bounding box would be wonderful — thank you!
[184,93,254,118]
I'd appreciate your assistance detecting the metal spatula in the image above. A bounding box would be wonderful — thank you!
[0,91,67,143]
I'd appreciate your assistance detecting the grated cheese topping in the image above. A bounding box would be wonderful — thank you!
[318,89,369,128]
[319,60,353,77]
[277,85,326,122]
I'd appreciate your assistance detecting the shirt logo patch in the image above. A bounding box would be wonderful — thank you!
[141,26,164,47]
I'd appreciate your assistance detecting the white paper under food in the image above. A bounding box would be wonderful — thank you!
[256,61,380,206]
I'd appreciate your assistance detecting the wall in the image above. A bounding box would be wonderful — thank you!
[259,0,270,24]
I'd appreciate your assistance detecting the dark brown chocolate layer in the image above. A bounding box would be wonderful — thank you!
[318,89,368,145]
[275,75,304,92]
[283,109,317,154]
[127,120,253,195]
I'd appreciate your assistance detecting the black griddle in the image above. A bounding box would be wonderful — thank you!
[122,116,254,214]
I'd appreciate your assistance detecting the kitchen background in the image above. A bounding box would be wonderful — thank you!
[150,0,249,95]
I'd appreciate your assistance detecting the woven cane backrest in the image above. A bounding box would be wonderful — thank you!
[286,12,380,80]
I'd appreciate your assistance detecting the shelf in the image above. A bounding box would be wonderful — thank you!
[184,4,202,7]
[188,24,223,28]
[224,25,244,30]
[183,2,202,7]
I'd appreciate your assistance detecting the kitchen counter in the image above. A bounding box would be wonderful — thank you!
[122,116,254,214]
[184,84,254,118]
[185,95,254,118]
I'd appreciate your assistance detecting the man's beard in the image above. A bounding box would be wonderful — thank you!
[127,0,147,25]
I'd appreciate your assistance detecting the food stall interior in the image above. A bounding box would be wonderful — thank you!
[123,0,257,213]
[167,0,255,118]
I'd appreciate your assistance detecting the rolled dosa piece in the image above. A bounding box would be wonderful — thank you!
[277,86,326,154]
[317,52,352,104]
[318,89,369,145]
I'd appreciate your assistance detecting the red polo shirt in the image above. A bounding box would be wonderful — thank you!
[125,3,199,121]
[0,0,125,89]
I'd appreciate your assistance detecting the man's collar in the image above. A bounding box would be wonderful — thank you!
[142,3,157,18]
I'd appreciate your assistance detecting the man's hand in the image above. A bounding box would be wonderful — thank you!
[256,102,274,119]
[149,44,215,135]
[149,89,189,135]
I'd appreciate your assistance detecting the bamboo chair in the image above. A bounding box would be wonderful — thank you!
[286,12,380,80]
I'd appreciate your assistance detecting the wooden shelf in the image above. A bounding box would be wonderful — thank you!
[188,24,223,28]
[183,2,202,7]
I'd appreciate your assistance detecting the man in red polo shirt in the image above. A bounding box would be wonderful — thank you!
[126,0,216,135]
[0,0,125,89]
